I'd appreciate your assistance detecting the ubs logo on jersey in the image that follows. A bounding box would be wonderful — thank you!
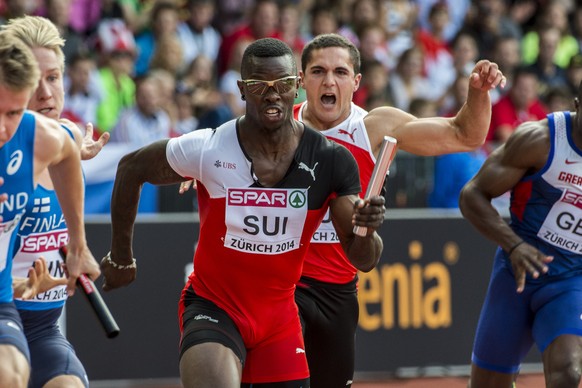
[214,160,237,169]
[6,150,23,175]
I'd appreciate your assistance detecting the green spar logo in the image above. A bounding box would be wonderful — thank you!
[289,190,307,208]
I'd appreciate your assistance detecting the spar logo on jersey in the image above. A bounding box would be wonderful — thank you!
[228,188,306,208]
[562,190,582,210]
[31,197,51,213]
[6,150,23,175]
[21,230,68,253]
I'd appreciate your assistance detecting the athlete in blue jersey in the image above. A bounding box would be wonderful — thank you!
[3,16,109,388]
[460,83,582,387]
[0,30,100,387]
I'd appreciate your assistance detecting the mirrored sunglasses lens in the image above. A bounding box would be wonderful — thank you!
[247,82,267,95]
[275,79,294,94]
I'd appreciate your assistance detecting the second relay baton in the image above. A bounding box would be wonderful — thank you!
[353,135,398,237]
[59,247,120,338]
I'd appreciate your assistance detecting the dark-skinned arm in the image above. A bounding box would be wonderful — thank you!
[330,194,385,272]
[459,122,553,292]
[102,139,185,291]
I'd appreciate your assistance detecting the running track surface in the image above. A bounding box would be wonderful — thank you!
[91,373,546,387]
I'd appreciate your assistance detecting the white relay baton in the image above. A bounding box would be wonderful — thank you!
[353,135,398,237]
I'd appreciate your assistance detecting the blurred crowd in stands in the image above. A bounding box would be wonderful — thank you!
[4,0,580,211]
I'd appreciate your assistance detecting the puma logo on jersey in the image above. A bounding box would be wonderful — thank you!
[6,150,23,175]
[298,162,318,181]
[337,127,359,142]
[295,347,305,354]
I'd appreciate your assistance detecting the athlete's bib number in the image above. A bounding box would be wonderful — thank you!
[224,188,308,254]
[537,189,582,254]
[310,208,339,243]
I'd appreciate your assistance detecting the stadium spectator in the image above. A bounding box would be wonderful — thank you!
[389,45,436,111]
[176,0,222,69]
[62,51,104,133]
[217,0,281,74]
[490,35,522,95]
[110,74,172,148]
[525,25,568,96]
[487,66,547,147]
[44,0,87,64]
[134,1,181,77]
[94,19,136,133]
[521,0,578,69]
[383,0,417,60]
[178,54,231,129]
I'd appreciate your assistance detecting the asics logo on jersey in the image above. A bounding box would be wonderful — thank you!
[565,158,581,165]
[6,150,23,175]
[32,197,51,213]
[298,162,318,181]
[337,127,359,142]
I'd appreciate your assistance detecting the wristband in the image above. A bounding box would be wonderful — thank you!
[103,251,137,270]
[507,240,525,257]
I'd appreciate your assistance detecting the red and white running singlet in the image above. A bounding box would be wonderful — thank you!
[294,101,376,283]
[167,118,360,346]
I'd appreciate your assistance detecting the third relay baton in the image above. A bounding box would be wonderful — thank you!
[353,135,398,237]
[59,247,120,338]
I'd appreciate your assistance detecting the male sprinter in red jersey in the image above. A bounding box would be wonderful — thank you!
[294,33,506,387]
[101,38,386,387]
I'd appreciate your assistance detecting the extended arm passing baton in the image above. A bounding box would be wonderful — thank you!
[59,247,120,338]
[353,135,398,237]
